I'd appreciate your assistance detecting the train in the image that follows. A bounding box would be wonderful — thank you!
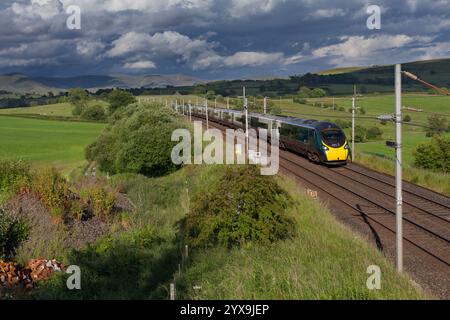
[174,104,350,165]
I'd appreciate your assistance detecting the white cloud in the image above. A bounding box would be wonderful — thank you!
[309,8,345,19]
[313,35,412,64]
[228,0,285,18]
[76,40,105,58]
[107,31,212,63]
[123,60,157,69]
[194,51,284,69]
[284,53,303,65]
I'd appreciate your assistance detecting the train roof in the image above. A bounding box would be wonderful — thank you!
[190,105,342,131]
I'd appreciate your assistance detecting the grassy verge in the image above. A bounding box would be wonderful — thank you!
[31,165,425,299]
[355,153,450,196]
[176,173,424,299]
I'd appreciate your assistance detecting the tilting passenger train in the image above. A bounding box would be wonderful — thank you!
[174,104,350,165]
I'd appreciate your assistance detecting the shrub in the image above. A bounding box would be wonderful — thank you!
[179,166,296,248]
[403,114,412,122]
[354,125,367,143]
[0,208,29,259]
[297,87,312,98]
[33,168,71,219]
[335,119,351,129]
[293,97,307,104]
[87,103,188,177]
[108,90,137,114]
[413,136,450,173]
[0,159,31,197]
[88,187,116,219]
[81,104,106,121]
[366,126,383,140]
[69,88,89,115]
[338,106,346,112]
[426,114,448,137]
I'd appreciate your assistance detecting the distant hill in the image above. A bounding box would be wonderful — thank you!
[0,73,205,94]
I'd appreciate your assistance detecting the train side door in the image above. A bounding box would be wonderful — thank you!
[307,130,316,154]
[297,128,309,155]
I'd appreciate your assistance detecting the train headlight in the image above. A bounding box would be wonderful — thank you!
[344,144,349,150]
[322,145,329,151]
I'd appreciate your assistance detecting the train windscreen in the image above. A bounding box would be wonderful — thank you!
[321,129,346,148]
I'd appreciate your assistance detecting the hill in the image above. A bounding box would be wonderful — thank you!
[0,73,205,94]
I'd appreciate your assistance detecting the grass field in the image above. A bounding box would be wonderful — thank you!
[0,100,108,118]
[0,115,105,172]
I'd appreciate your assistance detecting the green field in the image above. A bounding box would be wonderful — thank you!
[276,93,450,165]
[0,100,109,118]
[0,115,105,171]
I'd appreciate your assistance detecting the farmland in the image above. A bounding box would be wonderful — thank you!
[0,115,105,172]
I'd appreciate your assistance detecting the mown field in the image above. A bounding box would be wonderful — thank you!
[0,115,105,172]
[0,100,108,118]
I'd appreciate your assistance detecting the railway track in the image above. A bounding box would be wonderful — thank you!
[191,116,450,298]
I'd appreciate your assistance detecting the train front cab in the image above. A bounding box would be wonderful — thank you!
[318,127,349,165]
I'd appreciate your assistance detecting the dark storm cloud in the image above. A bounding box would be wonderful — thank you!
[0,0,449,79]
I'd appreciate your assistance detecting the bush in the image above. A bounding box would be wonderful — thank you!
[79,187,117,219]
[354,125,367,143]
[87,103,188,177]
[107,90,137,114]
[338,106,346,112]
[414,136,450,173]
[33,168,71,219]
[366,126,383,140]
[179,166,296,248]
[293,97,307,104]
[81,104,106,121]
[0,159,31,197]
[0,208,29,260]
[335,119,351,129]
[403,114,412,122]
[426,114,448,137]
[69,89,89,115]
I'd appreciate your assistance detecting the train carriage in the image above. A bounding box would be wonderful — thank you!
[174,104,350,165]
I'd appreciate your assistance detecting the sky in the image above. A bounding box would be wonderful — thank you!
[1,0,449,80]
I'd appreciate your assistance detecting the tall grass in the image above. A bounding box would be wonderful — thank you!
[355,153,450,196]
[33,165,425,300]
[176,175,425,300]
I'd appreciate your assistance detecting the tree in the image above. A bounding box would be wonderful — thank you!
[366,126,383,140]
[310,88,326,98]
[81,104,107,121]
[205,90,216,100]
[414,136,450,172]
[86,103,188,177]
[426,114,448,137]
[69,88,89,115]
[107,90,137,114]
[297,87,312,98]
[354,125,367,142]
[403,114,412,122]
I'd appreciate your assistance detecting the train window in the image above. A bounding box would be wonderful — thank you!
[223,112,231,121]
[298,128,308,142]
[250,116,259,128]
[280,124,300,139]
[321,129,346,148]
